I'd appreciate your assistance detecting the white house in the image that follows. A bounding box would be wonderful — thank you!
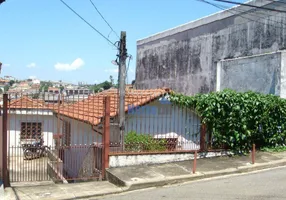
[54,88,201,180]
[8,96,58,156]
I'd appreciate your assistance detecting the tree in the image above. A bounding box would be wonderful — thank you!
[109,75,114,86]
[43,85,49,92]
[60,85,64,92]
[9,80,15,86]
[4,85,9,92]
[0,88,3,94]
[131,80,135,85]
[40,81,53,92]
[32,93,39,99]
[102,81,112,90]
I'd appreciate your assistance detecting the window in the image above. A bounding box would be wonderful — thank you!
[62,120,71,146]
[21,122,42,140]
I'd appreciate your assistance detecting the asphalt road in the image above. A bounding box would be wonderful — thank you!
[93,167,286,200]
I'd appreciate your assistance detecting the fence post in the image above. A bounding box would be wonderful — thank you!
[102,96,110,179]
[200,124,206,151]
[252,144,256,164]
[2,94,9,187]
[193,150,197,174]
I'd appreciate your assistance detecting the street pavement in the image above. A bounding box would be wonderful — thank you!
[5,151,286,200]
[92,166,286,200]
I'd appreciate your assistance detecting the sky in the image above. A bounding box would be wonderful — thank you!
[0,0,246,85]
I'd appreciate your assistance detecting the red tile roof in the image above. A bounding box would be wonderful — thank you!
[9,96,48,109]
[7,88,170,125]
[56,88,170,125]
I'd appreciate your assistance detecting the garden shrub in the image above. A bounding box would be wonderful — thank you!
[170,89,286,153]
[124,131,167,152]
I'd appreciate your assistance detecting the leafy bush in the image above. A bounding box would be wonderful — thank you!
[124,131,167,152]
[170,89,286,153]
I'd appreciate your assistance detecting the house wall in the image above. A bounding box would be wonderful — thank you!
[8,110,56,156]
[59,117,102,179]
[126,99,201,150]
[60,117,102,146]
[60,99,201,178]
[135,1,286,96]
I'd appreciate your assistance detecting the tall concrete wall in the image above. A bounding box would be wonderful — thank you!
[136,0,286,95]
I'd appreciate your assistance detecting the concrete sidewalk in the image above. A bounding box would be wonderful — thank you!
[106,151,286,191]
[3,151,286,200]
[3,181,123,200]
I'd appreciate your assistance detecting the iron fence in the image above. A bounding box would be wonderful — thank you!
[108,90,204,154]
[9,145,51,182]
[2,88,213,184]
[6,92,106,183]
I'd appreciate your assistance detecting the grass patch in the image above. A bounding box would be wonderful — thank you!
[261,146,286,152]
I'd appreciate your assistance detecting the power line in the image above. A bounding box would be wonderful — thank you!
[265,0,286,5]
[126,55,133,84]
[89,0,120,39]
[209,0,286,27]
[213,0,286,14]
[59,0,117,48]
[196,0,286,31]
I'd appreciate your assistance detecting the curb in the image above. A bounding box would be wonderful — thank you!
[5,159,286,199]
[109,159,286,192]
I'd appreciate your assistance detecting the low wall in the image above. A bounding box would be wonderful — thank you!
[109,151,232,168]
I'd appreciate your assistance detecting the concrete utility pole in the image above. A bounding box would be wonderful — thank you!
[118,31,127,150]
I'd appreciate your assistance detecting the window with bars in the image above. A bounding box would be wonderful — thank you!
[62,120,71,146]
[20,122,42,139]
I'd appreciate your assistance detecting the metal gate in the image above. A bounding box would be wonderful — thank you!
[1,92,109,184]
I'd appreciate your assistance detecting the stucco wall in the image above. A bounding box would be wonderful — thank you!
[109,151,232,168]
[136,0,286,95]
[8,111,56,156]
[280,51,286,98]
[217,52,281,95]
[60,117,102,146]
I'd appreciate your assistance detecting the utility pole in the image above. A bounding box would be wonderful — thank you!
[118,31,127,150]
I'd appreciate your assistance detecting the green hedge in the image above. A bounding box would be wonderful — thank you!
[124,131,167,152]
[170,89,286,153]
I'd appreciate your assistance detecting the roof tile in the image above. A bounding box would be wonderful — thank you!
[57,88,169,125]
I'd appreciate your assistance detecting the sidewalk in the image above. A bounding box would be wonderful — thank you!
[3,181,123,200]
[3,151,286,200]
[106,151,286,191]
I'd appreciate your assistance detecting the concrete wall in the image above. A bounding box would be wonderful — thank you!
[136,0,286,95]
[217,52,281,95]
[280,51,286,98]
[109,151,232,168]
